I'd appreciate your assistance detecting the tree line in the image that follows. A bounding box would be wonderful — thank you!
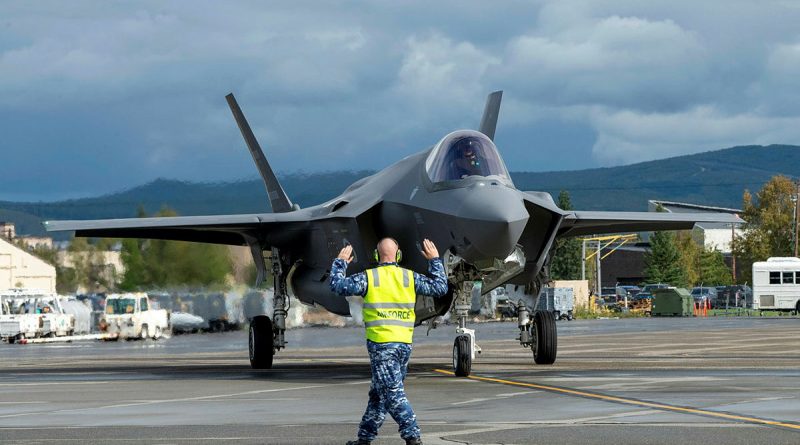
[29,207,234,294]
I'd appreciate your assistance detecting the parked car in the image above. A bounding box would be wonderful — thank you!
[635,283,669,301]
[600,287,620,303]
[716,285,753,308]
[619,285,641,298]
[691,286,719,308]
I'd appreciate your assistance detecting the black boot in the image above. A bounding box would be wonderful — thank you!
[405,437,423,445]
[345,440,371,445]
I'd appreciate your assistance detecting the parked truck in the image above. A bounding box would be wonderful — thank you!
[103,293,169,340]
[0,290,75,342]
[1,293,41,343]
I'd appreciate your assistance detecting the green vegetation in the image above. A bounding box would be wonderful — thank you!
[118,207,233,291]
[550,190,582,280]
[732,175,796,283]
[674,230,733,287]
[572,304,645,319]
[644,230,688,287]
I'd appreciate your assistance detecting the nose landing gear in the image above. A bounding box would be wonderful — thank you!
[451,282,481,377]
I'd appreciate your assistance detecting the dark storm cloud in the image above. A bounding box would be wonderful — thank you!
[1,1,800,200]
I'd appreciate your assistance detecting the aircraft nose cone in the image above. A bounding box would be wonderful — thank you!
[455,183,529,260]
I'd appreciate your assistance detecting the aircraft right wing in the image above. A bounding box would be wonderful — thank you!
[557,211,743,237]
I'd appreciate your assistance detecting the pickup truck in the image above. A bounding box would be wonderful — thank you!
[103,293,170,340]
[1,295,40,343]
[1,291,75,343]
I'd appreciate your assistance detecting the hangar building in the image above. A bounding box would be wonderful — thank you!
[0,233,56,292]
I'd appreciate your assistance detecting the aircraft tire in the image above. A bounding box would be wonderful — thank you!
[453,335,472,377]
[249,315,274,369]
[154,326,162,340]
[141,324,150,340]
[532,310,557,365]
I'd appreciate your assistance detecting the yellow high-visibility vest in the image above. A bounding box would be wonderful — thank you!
[363,265,416,343]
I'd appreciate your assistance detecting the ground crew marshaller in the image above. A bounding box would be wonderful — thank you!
[330,238,448,445]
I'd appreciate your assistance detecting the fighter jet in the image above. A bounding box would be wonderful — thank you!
[44,91,741,376]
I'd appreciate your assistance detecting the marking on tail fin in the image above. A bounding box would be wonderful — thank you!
[226,93,295,213]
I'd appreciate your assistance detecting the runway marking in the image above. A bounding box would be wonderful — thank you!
[432,369,800,432]
[0,381,112,387]
[0,379,372,420]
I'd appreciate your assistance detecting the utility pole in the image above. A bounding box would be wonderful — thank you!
[795,180,800,257]
[596,239,601,295]
[581,239,586,281]
[731,222,737,283]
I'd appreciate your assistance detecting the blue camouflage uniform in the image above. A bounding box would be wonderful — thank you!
[330,257,448,442]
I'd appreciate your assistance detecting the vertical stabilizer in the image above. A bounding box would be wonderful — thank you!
[226,93,295,213]
[478,90,503,141]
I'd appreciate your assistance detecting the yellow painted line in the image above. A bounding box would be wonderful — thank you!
[432,369,800,431]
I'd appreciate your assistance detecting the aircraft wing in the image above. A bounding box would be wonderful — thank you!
[43,213,298,245]
[557,211,743,237]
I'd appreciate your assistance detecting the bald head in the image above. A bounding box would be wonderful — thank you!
[377,238,400,263]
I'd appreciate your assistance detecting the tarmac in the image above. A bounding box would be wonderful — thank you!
[1,316,799,444]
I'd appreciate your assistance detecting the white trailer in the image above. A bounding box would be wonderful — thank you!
[104,293,169,340]
[752,257,800,313]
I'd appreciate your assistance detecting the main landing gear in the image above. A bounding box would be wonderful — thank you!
[515,300,557,365]
[249,247,289,370]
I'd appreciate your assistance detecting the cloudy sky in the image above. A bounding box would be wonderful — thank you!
[2,1,800,201]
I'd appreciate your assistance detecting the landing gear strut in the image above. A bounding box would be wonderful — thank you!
[451,282,481,377]
[249,247,289,369]
[515,300,557,365]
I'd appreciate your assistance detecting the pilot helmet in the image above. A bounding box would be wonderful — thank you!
[453,138,481,167]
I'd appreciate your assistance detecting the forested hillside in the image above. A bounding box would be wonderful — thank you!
[3,145,799,237]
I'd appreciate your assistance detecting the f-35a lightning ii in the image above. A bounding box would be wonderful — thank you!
[45,91,741,376]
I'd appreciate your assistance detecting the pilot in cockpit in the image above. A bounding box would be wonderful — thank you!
[449,137,487,179]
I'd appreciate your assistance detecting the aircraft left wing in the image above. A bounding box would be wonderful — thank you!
[43,213,296,245]
[557,210,743,237]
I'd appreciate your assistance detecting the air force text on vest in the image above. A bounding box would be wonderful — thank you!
[376,309,413,320]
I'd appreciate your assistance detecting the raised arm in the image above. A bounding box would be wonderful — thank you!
[329,245,368,297]
[413,239,448,297]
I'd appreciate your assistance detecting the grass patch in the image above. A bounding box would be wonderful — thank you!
[708,308,798,317]
[573,304,646,319]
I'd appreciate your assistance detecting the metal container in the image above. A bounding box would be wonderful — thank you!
[651,288,693,317]
[535,287,575,320]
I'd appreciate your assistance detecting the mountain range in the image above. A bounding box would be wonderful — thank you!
[2,144,799,239]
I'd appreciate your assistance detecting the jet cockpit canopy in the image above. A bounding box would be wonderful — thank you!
[425,130,512,185]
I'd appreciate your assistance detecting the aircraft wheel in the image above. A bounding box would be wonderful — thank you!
[453,335,472,377]
[153,326,162,340]
[141,324,150,340]
[531,310,557,365]
[249,315,274,369]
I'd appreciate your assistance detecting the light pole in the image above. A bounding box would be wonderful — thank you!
[794,181,800,257]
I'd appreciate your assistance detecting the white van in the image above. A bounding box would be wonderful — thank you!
[752,257,800,312]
